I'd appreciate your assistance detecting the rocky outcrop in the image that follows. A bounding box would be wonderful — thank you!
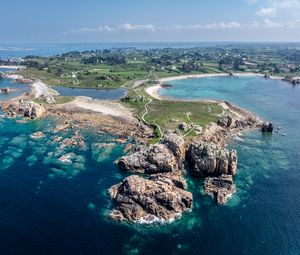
[161,131,185,161]
[261,122,273,133]
[116,144,179,174]
[108,173,193,223]
[187,141,237,177]
[218,115,232,128]
[4,100,45,119]
[204,174,236,205]
[39,93,55,104]
[115,131,184,174]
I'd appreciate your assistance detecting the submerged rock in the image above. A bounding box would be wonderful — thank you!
[108,173,193,223]
[261,122,273,133]
[187,141,238,177]
[204,174,236,205]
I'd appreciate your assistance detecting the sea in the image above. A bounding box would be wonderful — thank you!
[0,43,300,255]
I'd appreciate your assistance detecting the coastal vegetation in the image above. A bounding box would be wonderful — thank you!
[2,43,300,89]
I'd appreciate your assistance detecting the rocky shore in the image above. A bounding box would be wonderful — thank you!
[109,100,266,223]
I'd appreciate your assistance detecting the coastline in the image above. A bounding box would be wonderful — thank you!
[0,65,25,70]
[146,72,285,100]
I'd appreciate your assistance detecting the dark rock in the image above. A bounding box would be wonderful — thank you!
[178,122,189,132]
[218,115,232,128]
[261,122,273,133]
[204,174,236,205]
[109,173,193,223]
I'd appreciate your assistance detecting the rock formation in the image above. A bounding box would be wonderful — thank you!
[218,115,232,128]
[187,141,237,177]
[4,100,45,119]
[108,173,193,223]
[161,130,185,161]
[115,143,179,174]
[261,122,273,133]
[115,131,184,174]
[204,174,236,205]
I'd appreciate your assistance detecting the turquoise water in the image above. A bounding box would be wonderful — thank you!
[0,78,30,100]
[0,75,300,254]
[53,85,127,100]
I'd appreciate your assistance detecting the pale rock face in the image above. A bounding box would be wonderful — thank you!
[161,131,186,161]
[115,144,179,174]
[6,101,45,119]
[187,142,238,177]
[115,131,185,174]
[108,173,193,223]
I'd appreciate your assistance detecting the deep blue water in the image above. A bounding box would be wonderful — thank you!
[53,86,127,100]
[0,75,300,255]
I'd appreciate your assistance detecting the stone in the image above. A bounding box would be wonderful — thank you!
[218,115,233,128]
[178,122,189,131]
[204,174,236,205]
[108,173,193,223]
[5,101,45,119]
[261,122,273,133]
[161,131,185,161]
[187,141,238,177]
[115,143,179,174]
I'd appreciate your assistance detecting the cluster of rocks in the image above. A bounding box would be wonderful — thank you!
[109,173,192,223]
[178,122,203,134]
[187,142,237,177]
[1,87,13,93]
[38,93,55,104]
[204,174,236,205]
[261,122,273,133]
[115,131,185,174]
[3,100,45,119]
[111,131,193,223]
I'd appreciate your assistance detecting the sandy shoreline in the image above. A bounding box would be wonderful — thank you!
[0,65,25,70]
[146,72,285,100]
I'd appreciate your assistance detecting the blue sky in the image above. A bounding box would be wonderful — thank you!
[1,0,300,42]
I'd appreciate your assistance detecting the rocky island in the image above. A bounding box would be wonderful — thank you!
[0,65,272,225]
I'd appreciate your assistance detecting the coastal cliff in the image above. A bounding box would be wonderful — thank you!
[109,101,265,223]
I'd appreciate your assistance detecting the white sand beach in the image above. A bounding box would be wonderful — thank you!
[65,96,135,121]
[145,72,285,99]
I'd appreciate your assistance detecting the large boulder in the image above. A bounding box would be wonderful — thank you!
[204,174,236,205]
[261,122,273,133]
[187,142,238,177]
[115,144,179,174]
[108,173,193,223]
[218,115,232,128]
[161,131,185,161]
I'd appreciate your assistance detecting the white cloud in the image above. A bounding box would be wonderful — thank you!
[255,0,300,16]
[256,7,277,16]
[250,18,300,28]
[66,21,243,34]
[118,23,156,32]
[205,21,242,29]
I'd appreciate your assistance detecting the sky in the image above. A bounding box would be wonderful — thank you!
[1,0,300,43]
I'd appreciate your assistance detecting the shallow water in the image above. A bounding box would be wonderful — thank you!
[0,78,30,100]
[53,85,127,100]
[0,76,300,254]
